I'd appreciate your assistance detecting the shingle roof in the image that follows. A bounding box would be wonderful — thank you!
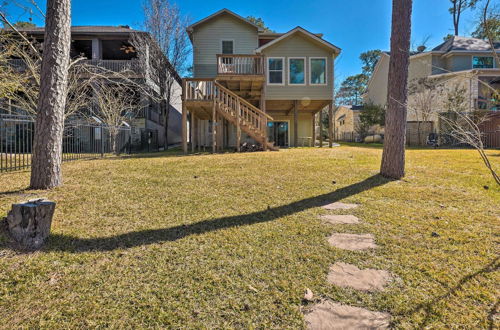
[8,25,144,34]
[432,36,500,52]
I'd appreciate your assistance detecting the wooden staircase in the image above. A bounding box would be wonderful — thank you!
[213,82,278,151]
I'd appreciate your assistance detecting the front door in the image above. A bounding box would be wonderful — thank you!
[267,121,289,147]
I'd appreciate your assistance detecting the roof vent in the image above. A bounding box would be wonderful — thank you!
[118,25,130,29]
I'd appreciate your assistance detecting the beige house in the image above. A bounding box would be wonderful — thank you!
[365,36,500,140]
[333,105,362,141]
[181,9,340,151]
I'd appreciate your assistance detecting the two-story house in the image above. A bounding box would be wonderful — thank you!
[364,36,500,141]
[181,9,340,152]
[2,25,183,149]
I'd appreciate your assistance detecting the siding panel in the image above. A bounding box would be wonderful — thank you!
[261,34,334,100]
[192,13,258,78]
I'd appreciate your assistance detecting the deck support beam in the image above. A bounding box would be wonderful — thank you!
[236,99,241,152]
[212,100,217,153]
[312,113,316,147]
[191,113,197,153]
[319,109,323,148]
[182,101,188,154]
[260,85,267,150]
[328,102,334,148]
[293,100,298,148]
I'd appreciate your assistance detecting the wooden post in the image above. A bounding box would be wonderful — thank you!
[191,113,197,153]
[260,85,268,150]
[319,109,323,148]
[328,102,334,147]
[293,100,298,147]
[182,101,188,154]
[312,113,316,147]
[236,99,241,152]
[212,100,216,153]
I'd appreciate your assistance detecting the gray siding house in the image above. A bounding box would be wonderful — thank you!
[182,9,341,151]
[2,26,183,149]
[364,36,500,139]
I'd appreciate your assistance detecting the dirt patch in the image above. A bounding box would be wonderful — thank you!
[328,233,377,251]
[304,300,391,329]
[320,215,360,224]
[327,262,392,291]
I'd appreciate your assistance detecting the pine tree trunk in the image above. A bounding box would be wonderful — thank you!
[29,0,71,189]
[380,0,413,179]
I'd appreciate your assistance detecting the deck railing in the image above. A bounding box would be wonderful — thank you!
[183,78,215,101]
[214,82,272,138]
[216,54,264,76]
[7,59,142,74]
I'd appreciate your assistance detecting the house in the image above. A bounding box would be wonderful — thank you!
[181,9,340,151]
[365,36,500,144]
[333,105,362,141]
[1,25,183,149]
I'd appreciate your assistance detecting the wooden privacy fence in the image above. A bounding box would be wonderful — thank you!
[0,114,131,173]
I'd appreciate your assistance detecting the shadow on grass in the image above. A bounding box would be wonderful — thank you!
[401,256,499,328]
[42,174,390,253]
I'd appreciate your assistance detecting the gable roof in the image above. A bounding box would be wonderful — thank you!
[186,8,263,34]
[432,36,500,52]
[255,26,341,54]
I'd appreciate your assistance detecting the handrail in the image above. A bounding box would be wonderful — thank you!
[214,82,272,120]
[183,78,214,101]
[216,54,264,75]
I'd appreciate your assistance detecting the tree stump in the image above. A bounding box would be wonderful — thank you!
[4,199,56,249]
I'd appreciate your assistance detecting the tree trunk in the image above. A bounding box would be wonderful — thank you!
[29,0,71,189]
[380,0,413,179]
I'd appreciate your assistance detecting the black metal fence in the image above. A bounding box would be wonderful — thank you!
[1,114,131,173]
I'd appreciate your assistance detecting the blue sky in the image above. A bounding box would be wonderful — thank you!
[5,0,480,82]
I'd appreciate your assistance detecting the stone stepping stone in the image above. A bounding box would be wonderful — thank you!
[320,214,360,224]
[322,202,358,210]
[327,262,392,292]
[328,233,377,251]
[304,300,391,329]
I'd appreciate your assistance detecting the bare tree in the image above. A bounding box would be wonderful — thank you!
[380,0,413,179]
[90,80,142,154]
[408,77,442,143]
[440,90,499,185]
[138,0,189,149]
[29,0,71,189]
[449,0,480,36]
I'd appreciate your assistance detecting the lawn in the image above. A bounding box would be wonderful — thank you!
[0,146,498,328]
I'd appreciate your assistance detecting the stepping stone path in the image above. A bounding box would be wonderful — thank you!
[320,214,360,224]
[327,262,392,292]
[305,300,391,330]
[322,202,358,210]
[328,233,377,251]
[303,201,393,327]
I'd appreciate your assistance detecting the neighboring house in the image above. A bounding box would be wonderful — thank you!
[182,9,340,151]
[333,105,362,141]
[365,36,500,143]
[1,26,183,149]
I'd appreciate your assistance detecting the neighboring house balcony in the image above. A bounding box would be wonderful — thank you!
[7,58,144,78]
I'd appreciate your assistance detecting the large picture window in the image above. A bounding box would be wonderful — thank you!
[268,57,284,85]
[289,57,305,85]
[472,56,494,69]
[310,58,327,85]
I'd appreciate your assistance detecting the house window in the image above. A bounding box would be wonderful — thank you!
[310,58,327,85]
[221,40,234,54]
[268,57,284,85]
[289,57,305,85]
[472,56,494,69]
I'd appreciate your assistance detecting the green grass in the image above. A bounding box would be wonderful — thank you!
[0,146,498,328]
